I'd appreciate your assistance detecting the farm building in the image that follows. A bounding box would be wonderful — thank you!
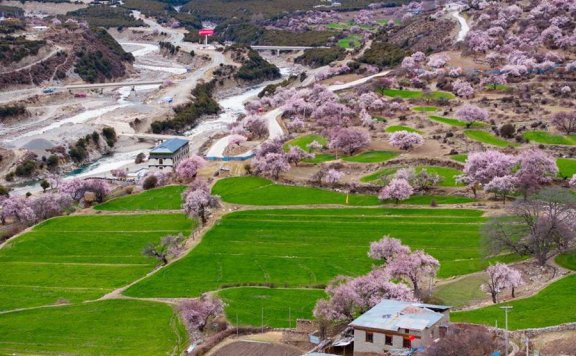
[148,138,189,171]
[350,300,451,355]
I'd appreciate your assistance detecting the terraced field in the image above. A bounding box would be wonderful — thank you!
[95,185,186,211]
[0,214,195,311]
[124,207,519,326]
[0,299,187,355]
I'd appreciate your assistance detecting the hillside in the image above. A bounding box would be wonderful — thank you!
[0,21,134,86]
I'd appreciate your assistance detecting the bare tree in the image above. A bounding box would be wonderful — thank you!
[483,187,576,266]
[142,234,186,265]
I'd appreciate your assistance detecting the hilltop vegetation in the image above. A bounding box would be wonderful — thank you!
[65,5,145,29]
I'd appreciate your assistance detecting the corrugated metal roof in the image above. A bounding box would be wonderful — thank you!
[150,138,188,154]
[349,299,448,331]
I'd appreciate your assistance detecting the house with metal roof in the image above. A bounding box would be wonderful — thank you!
[148,138,190,171]
[349,299,451,355]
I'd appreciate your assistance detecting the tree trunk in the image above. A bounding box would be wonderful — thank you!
[511,287,515,298]
[491,291,497,304]
[161,256,168,265]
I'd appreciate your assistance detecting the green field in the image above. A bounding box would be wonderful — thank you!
[283,134,334,163]
[342,150,399,163]
[465,130,513,147]
[556,250,576,271]
[433,274,487,308]
[412,106,438,112]
[0,299,187,355]
[125,207,521,306]
[429,116,484,128]
[306,153,336,163]
[0,214,194,311]
[95,185,186,211]
[452,275,576,330]
[379,88,455,100]
[212,176,379,206]
[523,131,576,145]
[385,125,421,133]
[361,165,463,187]
[337,34,362,48]
[556,158,576,178]
[220,287,326,327]
[284,134,327,152]
[450,154,468,163]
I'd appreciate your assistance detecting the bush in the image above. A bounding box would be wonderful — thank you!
[295,47,346,68]
[0,104,27,121]
[151,81,220,133]
[360,42,406,67]
[499,123,515,138]
[15,160,37,177]
[142,175,158,190]
[102,127,117,147]
[235,50,281,83]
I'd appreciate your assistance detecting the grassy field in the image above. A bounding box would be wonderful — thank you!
[433,274,487,308]
[342,150,398,163]
[360,165,463,187]
[523,131,576,145]
[95,185,186,211]
[429,116,484,128]
[465,130,513,147]
[0,299,187,355]
[306,153,336,163]
[452,275,576,330]
[556,158,576,178]
[212,176,379,206]
[385,125,421,133]
[124,207,521,303]
[412,106,438,112]
[379,88,455,100]
[0,214,194,311]
[219,287,326,328]
[337,34,362,48]
[284,134,327,152]
[283,134,334,163]
[450,154,468,163]
[556,250,576,270]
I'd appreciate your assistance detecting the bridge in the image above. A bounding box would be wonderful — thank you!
[53,80,169,90]
[251,45,329,52]
[119,133,192,141]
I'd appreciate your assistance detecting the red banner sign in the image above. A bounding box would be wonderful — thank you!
[198,29,214,36]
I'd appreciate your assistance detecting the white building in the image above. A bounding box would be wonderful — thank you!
[350,299,451,355]
[148,138,189,171]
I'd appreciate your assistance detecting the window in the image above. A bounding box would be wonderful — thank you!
[365,332,374,343]
[404,328,410,334]
[385,335,392,346]
[403,337,412,348]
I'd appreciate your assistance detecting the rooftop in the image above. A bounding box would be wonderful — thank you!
[150,138,188,155]
[349,300,451,332]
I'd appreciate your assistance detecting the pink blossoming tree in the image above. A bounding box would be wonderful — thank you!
[388,131,424,150]
[379,178,414,204]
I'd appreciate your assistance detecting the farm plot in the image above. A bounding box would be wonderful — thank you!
[0,299,187,355]
[212,176,379,206]
[452,274,576,330]
[465,130,514,147]
[361,165,464,187]
[124,208,518,304]
[0,214,195,311]
[219,287,326,328]
[95,185,186,211]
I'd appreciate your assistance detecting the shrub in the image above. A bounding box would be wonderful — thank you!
[142,175,158,190]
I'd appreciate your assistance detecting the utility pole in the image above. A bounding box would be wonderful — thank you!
[261,307,264,333]
[236,313,239,337]
[525,334,529,356]
[500,306,513,356]
[288,307,291,329]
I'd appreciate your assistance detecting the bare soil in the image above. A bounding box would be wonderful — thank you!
[209,340,303,356]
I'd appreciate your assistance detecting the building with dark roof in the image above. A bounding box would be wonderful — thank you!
[148,138,189,171]
[350,299,451,355]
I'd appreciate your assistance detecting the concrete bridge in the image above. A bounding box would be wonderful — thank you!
[54,80,169,90]
[251,45,329,54]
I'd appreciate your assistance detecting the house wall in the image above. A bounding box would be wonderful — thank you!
[353,327,434,355]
